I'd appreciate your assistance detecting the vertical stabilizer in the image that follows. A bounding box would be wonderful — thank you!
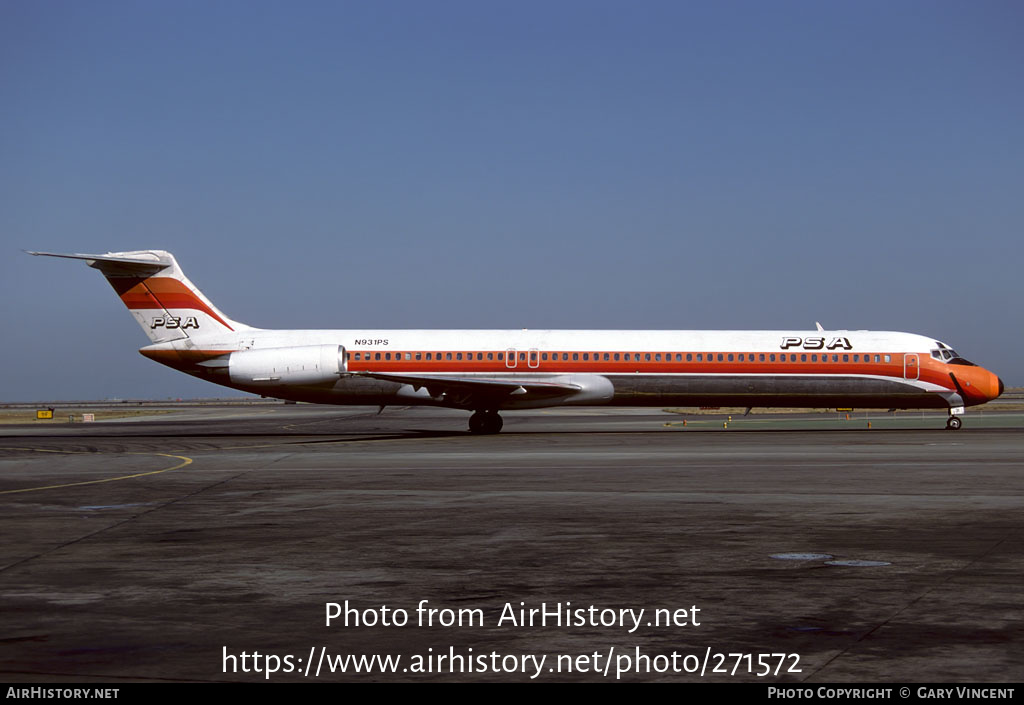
[27,250,252,344]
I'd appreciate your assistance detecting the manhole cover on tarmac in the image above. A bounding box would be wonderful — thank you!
[770,553,833,561]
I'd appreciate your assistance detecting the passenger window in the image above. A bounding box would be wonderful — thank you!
[811,354,817,362]
[874,355,880,363]
[780,354,786,362]
[583,353,589,361]
[759,353,765,362]
[655,353,662,361]
[446,352,452,361]
[884,354,890,363]
[497,352,503,361]
[801,354,807,362]
[488,352,494,360]
[520,352,526,361]
[686,353,693,361]
[604,353,610,361]
[375,352,381,360]
[573,353,579,361]
[645,353,652,361]
[717,353,723,362]
[405,353,411,360]
[843,354,849,362]
[832,354,838,362]
[769,354,775,362]
[727,354,734,362]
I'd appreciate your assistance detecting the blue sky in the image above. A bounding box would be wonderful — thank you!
[2,0,1021,400]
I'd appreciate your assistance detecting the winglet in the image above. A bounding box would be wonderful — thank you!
[815,321,824,332]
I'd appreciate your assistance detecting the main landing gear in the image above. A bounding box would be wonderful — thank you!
[468,410,503,434]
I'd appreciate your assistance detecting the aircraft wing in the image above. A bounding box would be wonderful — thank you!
[351,371,581,408]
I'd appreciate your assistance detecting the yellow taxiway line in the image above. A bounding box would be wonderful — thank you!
[0,450,193,495]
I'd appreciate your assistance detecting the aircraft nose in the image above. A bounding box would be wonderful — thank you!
[998,377,1004,397]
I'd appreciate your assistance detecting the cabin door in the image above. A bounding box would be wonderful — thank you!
[904,354,919,380]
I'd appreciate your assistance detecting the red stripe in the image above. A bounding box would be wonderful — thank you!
[347,351,954,390]
[116,277,233,330]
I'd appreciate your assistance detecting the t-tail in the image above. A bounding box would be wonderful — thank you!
[26,250,252,343]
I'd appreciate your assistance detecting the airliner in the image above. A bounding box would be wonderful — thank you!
[30,250,1003,433]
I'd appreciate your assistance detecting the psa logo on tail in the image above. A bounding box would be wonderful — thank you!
[151,316,199,330]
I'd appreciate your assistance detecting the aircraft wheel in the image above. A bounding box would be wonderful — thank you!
[483,411,504,434]
[946,416,962,430]
[469,411,503,434]
[468,411,486,434]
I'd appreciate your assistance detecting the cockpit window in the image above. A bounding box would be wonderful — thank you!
[932,346,975,366]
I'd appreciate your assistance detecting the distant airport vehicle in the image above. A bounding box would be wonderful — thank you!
[30,250,1003,432]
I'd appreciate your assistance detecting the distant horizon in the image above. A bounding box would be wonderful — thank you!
[4,393,1021,406]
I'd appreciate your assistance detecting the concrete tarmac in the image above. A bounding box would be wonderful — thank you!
[1,405,1022,682]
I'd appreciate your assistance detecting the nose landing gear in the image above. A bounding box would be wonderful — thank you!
[946,404,964,430]
[468,410,503,434]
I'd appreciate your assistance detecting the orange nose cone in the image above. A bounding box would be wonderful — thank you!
[985,371,1004,401]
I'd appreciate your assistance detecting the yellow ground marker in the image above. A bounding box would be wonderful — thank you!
[0,451,193,495]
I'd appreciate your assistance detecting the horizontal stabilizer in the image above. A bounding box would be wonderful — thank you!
[26,250,171,275]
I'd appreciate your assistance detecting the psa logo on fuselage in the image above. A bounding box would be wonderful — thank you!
[780,336,852,350]
[150,316,199,330]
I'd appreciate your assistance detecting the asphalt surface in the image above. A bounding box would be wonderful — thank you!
[1,405,1021,682]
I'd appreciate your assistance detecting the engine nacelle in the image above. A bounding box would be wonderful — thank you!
[228,344,346,386]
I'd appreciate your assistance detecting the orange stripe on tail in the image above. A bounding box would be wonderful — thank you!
[113,277,234,330]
